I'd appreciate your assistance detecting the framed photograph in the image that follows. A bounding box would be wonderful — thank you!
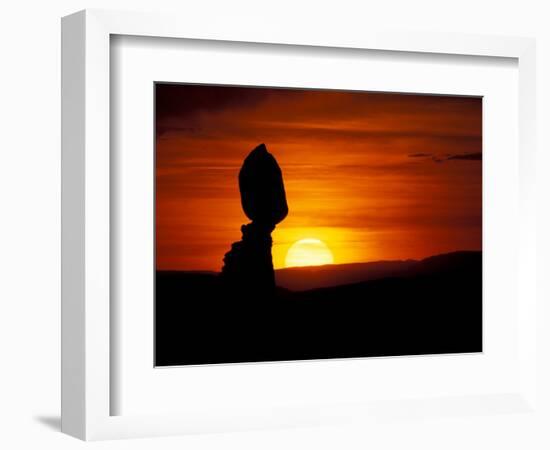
[61,9,539,441]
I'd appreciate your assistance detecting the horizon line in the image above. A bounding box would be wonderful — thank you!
[156,249,482,273]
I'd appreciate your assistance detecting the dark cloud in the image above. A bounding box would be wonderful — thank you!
[410,152,482,164]
[446,152,482,161]
[408,153,432,158]
[155,83,270,119]
[155,83,483,140]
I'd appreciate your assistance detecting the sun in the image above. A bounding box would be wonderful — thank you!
[284,238,334,268]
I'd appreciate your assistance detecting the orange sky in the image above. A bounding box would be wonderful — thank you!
[155,84,482,271]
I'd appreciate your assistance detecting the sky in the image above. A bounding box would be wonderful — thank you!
[155,84,482,271]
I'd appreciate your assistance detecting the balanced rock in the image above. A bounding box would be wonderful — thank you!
[239,143,288,227]
[221,143,288,295]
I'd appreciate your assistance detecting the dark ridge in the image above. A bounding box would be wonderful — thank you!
[155,251,482,366]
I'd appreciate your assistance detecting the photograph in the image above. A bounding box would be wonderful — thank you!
[154,83,483,366]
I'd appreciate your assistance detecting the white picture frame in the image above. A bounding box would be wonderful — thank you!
[61,9,538,441]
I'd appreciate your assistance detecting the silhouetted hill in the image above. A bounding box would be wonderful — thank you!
[155,250,482,366]
[406,251,481,276]
[275,250,479,290]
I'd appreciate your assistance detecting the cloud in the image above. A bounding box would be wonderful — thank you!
[408,153,432,158]
[409,152,482,164]
[446,152,482,161]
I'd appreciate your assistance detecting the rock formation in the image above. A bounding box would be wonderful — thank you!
[221,143,288,295]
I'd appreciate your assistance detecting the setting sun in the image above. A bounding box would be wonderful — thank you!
[284,238,334,268]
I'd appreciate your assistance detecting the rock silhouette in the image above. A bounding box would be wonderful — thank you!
[221,143,288,294]
[239,143,288,225]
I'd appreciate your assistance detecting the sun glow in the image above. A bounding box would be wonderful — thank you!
[284,238,334,268]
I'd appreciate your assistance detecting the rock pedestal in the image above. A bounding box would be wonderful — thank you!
[221,143,288,295]
[222,222,276,292]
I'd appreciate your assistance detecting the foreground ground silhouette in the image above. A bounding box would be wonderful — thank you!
[155,250,482,366]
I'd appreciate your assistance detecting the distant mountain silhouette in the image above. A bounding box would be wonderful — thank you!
[275,259,416,291]
[276,250,478,290]
[155,250,482,366]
